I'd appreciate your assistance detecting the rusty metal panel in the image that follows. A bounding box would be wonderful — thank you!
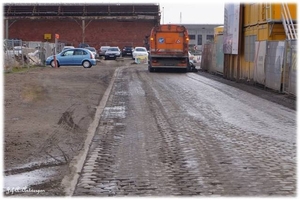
[200,44,210,71]
[211,44,217,73]
[265,41,285,91]
[200,43,214,72]
[254,41,267,84]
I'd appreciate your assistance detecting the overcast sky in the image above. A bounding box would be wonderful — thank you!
[3,0,225,24]
[158,1,224,24]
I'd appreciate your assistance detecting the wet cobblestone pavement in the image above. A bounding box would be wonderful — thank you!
[73,65,296,197]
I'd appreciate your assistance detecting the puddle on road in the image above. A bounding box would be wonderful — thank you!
[102,106,126,119]
[115,91,128,96]
[4,165,60,189]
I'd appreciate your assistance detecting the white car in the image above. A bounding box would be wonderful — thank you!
[188,52,195,68]
[85,47,97,57]
[132,47,148,60]
[99,46,110,57]
[104,47,121,60]
[62,46,75,51]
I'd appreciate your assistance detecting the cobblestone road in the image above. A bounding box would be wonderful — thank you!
[73,64,296,197]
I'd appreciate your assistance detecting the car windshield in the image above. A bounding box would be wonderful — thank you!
[135,48,146,52]
[63,46,74,50]
[101,47,110,50]
[108,48,119,51]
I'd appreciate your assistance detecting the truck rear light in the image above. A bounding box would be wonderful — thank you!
[150,37,154,41]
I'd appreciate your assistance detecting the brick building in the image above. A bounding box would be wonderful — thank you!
[3,3,161,49]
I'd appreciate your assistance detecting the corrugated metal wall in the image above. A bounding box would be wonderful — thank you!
[283,40,297,95]
[200,44,213,71]
[201,36,224,74]
[265,41,285,91]
[243,3,297,26]
[253,41,267,85]
[215,35,224,74]
[202,39,296,96]
[200,3,297,96]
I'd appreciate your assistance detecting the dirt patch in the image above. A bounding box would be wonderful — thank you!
[3,59,128,196]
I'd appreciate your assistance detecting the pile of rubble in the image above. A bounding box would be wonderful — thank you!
[4,47,44,70]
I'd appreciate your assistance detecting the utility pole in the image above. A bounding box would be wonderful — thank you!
[54,34,59,68]
[82,19,85,44]
[180,12,182,24]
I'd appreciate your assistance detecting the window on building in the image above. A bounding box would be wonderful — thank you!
[206,35,214,42]
[188,35,196,40]
[244,35,256,62]
[197,35,202,45]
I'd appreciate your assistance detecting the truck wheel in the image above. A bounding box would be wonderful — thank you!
[148,65,154,72]
[187,65,191,72]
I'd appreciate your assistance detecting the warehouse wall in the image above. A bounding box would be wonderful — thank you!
[6,19,156,49]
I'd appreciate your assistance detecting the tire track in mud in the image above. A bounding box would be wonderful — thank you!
[136,70,231,195]
[135,69,212,195]
[73,66,296,196]
[4,102,88,175]
[74,67,206,196]
[140,70,296,196]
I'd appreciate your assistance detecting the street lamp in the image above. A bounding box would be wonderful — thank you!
[162,7,164,24]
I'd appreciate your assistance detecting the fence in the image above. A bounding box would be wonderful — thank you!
[4,39,65,72]
[201,35,224,75]
[4,39,24,71]
[201,39,297,96]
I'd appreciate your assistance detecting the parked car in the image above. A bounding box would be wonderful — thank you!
[122,46,134,57]
[188,51,195,64]
[85,47,97,57]
[5,46,25,57]
[45,48,96,68]
[132,47,148,60]
[98,46,110,57]
[78,43,89,48]
[188,51,197,71]
[62,46,75,51]
[104,47,121,60]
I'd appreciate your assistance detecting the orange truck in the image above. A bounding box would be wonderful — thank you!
[148,24,193,72]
